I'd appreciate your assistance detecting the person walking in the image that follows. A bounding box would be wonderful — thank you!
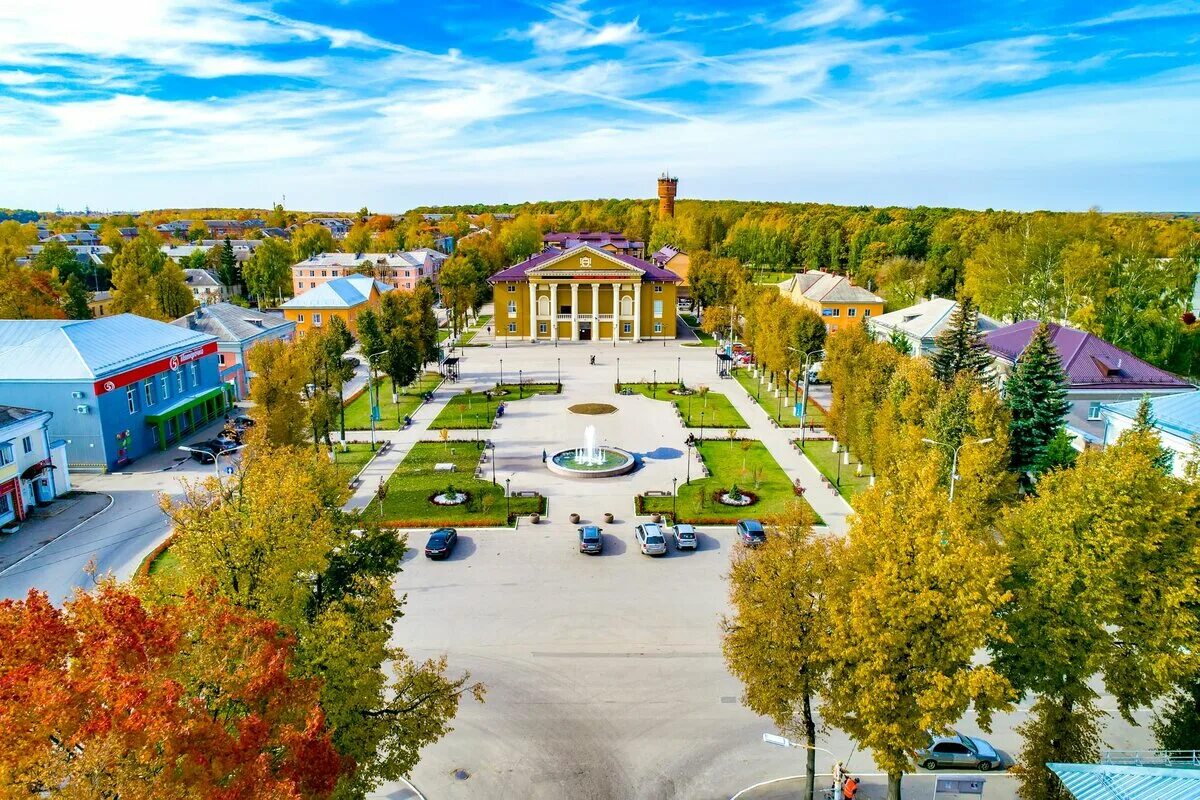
[842,774,859,799]
[832,761,848,798]
[542,449,548,463]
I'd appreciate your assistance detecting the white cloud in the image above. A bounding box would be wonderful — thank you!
[1077,1,1200,27]
[523,18,642,51]
[0,69,42,85]
[775,0,895,31]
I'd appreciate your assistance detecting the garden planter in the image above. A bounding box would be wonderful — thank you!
[569,513,580,523]
[530,513,540,524]
[651,513,662,523]
[604,512,614,523]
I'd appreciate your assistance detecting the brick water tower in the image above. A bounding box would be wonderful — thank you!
[657,172,678,219]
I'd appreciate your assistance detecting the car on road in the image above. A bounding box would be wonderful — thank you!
[671,523,698,550]
[424,527,458,560]
[635,523,668,556]
[916,733,1002,771]
[736,519,766,547]
[578,525,604,554]
[184,441,221,463]
[232,414,255,428]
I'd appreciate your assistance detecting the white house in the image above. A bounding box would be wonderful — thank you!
[0,405,72,530]
[1100,392,1200,478]
[183,269,237,303]
[868,297,1000,356]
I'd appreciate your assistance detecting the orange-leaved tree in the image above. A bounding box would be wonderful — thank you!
[0,582,345,799]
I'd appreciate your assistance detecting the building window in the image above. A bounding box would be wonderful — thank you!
[313,312,322,326]
[127,385,137,414]
[623,322,632,333]
[22,436,32,454]
[863,309,871,317]
[320,270,327,277]
[160,373,169,399]
[538,322,548,334]
[508,284,516,293]
[176,369,184,392]
[654,322,663,333]
[847,307,857,317]
[0,442,12,466]
[654,285,663,293]
[310,282,316,288]
[830,308,840,317]
[1088,402,1102,421]
[508,322,517,333]
[653,300,663,318]
[507,300,517,314]
[0,491,11,518]
[143,379,155,406]
[189,362,199,387]
[297,314,305,323]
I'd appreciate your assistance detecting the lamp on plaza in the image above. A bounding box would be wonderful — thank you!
[366,348,389,451]
[672,477,678,521]
[505,478,511,520]
[789,347,825,448]
[557,357,561,389]
[500,359,503,387]
[685,435,693,484]
[677,357,681,386]
[921,437,994,503]
[653,369,657,398]
[518,369,523,398]
[700,410,706,442]
[616,357,620,386]
[487,439,496,485]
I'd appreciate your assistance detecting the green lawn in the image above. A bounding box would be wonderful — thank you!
[618,382,748,429]
[438,329,451,343]
[798,440,872,502]
[147,547,181,581]
[431,383,560,430]
[371,441,542,526]
[734,369,826,428]
[641,439,820,525]
[342,372,442,430]
[329,442,378,484]
[751,269,793,284]
[680,313,718,347]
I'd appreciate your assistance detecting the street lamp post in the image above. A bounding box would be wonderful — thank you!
[500,359,503,387]
[616,357,620,386]
[677,357,681,386]
[505,478,511,521]
[700,410,706,442]
[921,437,995,502]
[366,348,389,452]
[686,438,693,484]
[557,357,561,389]
[789,347,825,448]
[672,477,678,521]
[518,369,523,398]
[488,440,497,485]
[653,369,657,398]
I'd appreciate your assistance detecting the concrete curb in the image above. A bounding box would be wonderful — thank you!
[0,492,115,578]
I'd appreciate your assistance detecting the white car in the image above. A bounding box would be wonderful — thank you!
[671,524,698,550]
[635,523,668,556]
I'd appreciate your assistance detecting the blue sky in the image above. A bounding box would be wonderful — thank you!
[1,0,1199,212]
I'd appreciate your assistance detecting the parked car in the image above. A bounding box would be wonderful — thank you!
[635,523,668,556]
[916,733,1002,772]
[578,525,604,554]
[183,441,220,463]
[424,527,458,560]
[232,414,255,428]
[735,519,766,547]
[671,523,698,550]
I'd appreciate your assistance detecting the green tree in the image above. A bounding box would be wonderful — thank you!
[343,223,372,255]
[62,273,93,319]
[246,338,310,446]
[994,431,1200,800]
[823,449,1013,800]
[1153,678,1200,751]
[499,215,542,263]
[929,296,993,387]
[152,257,197,319]
[186,220,208,242]
[293,223,336,261]
[33,240,84,283]
[1004,322,1070,478]
[887,328,913,355]
[216,236,240,289]
[438,255,481,336]
[1130,395,1175,472]
[244,235,294,304]
[111,233,192,319]
[723,500,833,800]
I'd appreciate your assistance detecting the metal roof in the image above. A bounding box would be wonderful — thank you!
[489,243,680,283]
[1051,763,1200,800]
[171,302,295,344]
[0,314,216,381]
[280,275,392,309]
[870,297,1000,341]
[1102,391,1200,440]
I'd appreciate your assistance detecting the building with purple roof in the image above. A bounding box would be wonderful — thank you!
[542,231,645,260]
[488,243,681,343]
[986,320,1194,447]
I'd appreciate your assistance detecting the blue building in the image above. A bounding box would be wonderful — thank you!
[0,315,232,472]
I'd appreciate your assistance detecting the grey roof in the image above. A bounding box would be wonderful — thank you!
[184,269,225,288]
[1050,763,1200,800]
[293,250,443,269]
[0,405,49,431]
[1101,391,1200,439]
[870,298,1000,341]
[0,315,216,381]
[171,302,296,344]
[781,271,883,304]
[280,275,392,309]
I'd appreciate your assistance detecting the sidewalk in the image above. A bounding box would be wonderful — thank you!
[723,372,853,535]
[0,491,113,573]
[733,772,1016,800]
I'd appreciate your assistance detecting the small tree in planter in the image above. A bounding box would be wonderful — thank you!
[741,439,753,472]
[440,427,450,450]
[728,428,737,449]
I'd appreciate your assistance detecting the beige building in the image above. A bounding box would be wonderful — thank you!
[489,244,681,342]
[779,271,884,333]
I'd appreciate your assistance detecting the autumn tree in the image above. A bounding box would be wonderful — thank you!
[500,214,542,263]
[929,296,993,387]
[723,500,834,800]
[0,582,343,799]
[110,232,193,320]
[246,337,310,446]
[0,250,66,319]
[823,447,1013,800]
[293,223,336,261]
[342,222,373,254]
[993,430,1200,800]
[1003,322,1070,479]
[245,235,295,304]
[160,447,482,798]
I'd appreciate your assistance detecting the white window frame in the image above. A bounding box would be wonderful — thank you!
[653,300,663,318]
[313,312,323,326]
[654,322,663,333]
[847,307,857,317]
[0,442,13,466]
[507,300,517,314]
[654,285,663,293]
[1087,402,1102,421]
[126,385,137,414]
[160,373,169,399]
[176,369,184,392]
[189,362,199,386]
[22,436,32,454]
[297,313,305,323]
[538,322,548,334]
[507,322,517,333]
[623,322,632,333]
[864,309,871,317]
[508,284,516,293]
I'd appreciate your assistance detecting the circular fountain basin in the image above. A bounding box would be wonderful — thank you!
[547,447,636,479]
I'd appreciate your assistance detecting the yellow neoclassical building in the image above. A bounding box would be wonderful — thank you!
[489,244,681,342]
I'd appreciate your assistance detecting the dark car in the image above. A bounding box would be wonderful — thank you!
[424,528,458,560]
[578,525,603,554]
[231,414,255,428]
[736,519,766,547]
[183,441,220,463]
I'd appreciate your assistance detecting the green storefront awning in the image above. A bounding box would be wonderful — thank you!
[144,385,228,424]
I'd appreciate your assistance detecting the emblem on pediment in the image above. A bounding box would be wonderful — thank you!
[579,256,592,267]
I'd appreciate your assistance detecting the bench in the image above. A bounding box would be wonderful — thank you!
[513,490,540,498]
[434,463,456,472]
[644,490,673,497]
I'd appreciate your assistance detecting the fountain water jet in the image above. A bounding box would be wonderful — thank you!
[547,424,636,478]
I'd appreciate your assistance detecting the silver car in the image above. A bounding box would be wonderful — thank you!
[671,524,698,550]
[917,733,1002,771]
[635,523,668,556]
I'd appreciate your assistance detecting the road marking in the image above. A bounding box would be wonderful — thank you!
[0,493,114,579]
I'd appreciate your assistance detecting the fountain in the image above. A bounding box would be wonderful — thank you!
[547,424,636,479]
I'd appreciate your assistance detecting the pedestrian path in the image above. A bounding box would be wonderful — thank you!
[722,372,853,535]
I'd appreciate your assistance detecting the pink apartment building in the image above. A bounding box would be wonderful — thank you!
[290,249,447,296]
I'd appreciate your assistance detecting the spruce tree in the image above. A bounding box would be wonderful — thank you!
[218,236,240,289]
[62,273,93,319]
[929,296,994,386]
[1005,322,1070,475]
[1129,395,1175,472]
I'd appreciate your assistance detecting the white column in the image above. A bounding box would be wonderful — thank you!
[550,283,559,342]
[612,283,621,342]
[591,283,600,341]
[570,283,580,341]
[633,281,642,342]
[528,281,537,340]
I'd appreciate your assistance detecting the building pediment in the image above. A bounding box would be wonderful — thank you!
[526,245,645,280]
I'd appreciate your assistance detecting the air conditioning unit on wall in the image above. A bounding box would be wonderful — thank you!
[75,405,89,414]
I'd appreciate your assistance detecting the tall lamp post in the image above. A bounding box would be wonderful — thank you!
[488,440,497,485]
[652,369,657,398]
[616,357,620,386]
[672,477,678,521]
[921,437,995,503]
[685,436,693,484]
[789,347,825,449]
[500,358,504,387]
[700,410,706,442]
[505,478,511,521]
[518,369,523,398]
[676,357,681,386]
[557,357,561,389]
[366,348,389,451]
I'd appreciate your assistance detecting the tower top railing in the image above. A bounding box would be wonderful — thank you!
[1102,750,1200,768]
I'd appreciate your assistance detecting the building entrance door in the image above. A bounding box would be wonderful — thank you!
[579,322,592,341]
